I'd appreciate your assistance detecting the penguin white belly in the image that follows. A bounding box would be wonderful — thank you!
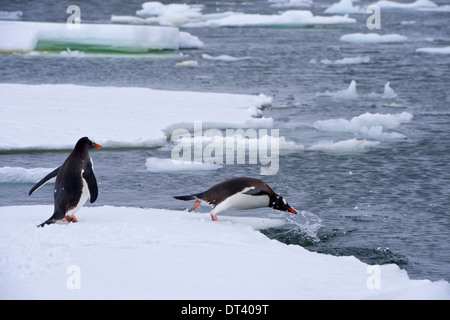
[66,177,90,218]
[211,190,270,214]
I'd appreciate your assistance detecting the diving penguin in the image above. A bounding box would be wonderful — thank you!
[174,177,297,221]
[29,137,102,227]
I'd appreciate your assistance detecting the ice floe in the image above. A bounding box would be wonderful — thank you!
[0,20,203,54]
[112,2,355,28]
[324,0,364,14]
[202,54,251,62]
[0,84,272,151]
[307,139,380,153]
[321,56,370,65]
[371,0,438,10]
[313,112,413,140]
[340,33,408,43]
[416,46,450,55]
[145,157,222,172]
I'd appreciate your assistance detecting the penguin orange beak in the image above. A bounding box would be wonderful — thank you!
[94,143,102,149]
[288,207,297,214]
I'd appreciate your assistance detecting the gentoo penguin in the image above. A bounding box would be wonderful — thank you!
[174,177,297,221]
[29,137,101,227]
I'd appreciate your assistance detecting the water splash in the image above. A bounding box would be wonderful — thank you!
[284,210,323,241]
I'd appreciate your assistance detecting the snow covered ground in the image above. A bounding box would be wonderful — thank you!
[1,205,449,299]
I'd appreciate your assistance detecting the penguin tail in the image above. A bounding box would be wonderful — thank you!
[174,194,199,201]
[174,194,203,212]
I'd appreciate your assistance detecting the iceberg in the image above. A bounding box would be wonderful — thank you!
[340,33,407,43]
[0,20,203,54]
[0,84,273,151]
[320,80,359,101]
[1,205,449,299]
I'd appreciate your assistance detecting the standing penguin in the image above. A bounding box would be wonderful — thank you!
[174,177,297,221]
[29,137,101,227]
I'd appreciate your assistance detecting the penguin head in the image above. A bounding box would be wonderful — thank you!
[270,194,297,214]
[75,137,102,151]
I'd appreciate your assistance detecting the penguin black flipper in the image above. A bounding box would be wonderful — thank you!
[82,164,98,203]
[28,167,60,196]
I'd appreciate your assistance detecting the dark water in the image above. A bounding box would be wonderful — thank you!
[1,0,449,282]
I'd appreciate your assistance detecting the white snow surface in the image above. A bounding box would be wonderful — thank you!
[1,205,449,299]
[0,84,273,151]
[0,20,202,53]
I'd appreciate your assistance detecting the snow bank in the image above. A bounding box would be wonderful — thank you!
[313,112,413,140]
[324,0,364,14]
[371,0,438,10]
[202,54,251,62]
[0,84,272,151]
[340,33,407,43]
[1,205,448,299]
[416,46,450,55]
[0,20,203,54]
[0,167,57,183]
[145,157,222,172]
[307,139,380,153]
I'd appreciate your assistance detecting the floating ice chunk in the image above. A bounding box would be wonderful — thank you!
[381,82,398,99]
[313,112,413,140]
[175,60,198,67]
[0,11,22,20]
[145,157,221,172]
[269,0,313,8]
[178,31,204,49]
[137,2,204,22]
[0,20,198,53]
[324,0,364,14]
[202,54,251,62]
[340,33,407,43]
[370,0,438,10]
[0,24,38,53]
[367,82,398,99]
[321,56,370,65]
[184,10,356,27]
[333,80,358,101]
[416,46,450,55]
[0,167,57,183]
[307,139,380,153]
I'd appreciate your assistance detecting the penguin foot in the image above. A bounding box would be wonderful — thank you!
[188,200,201,212]
[210,213,218,221]
[62,215,78,223]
